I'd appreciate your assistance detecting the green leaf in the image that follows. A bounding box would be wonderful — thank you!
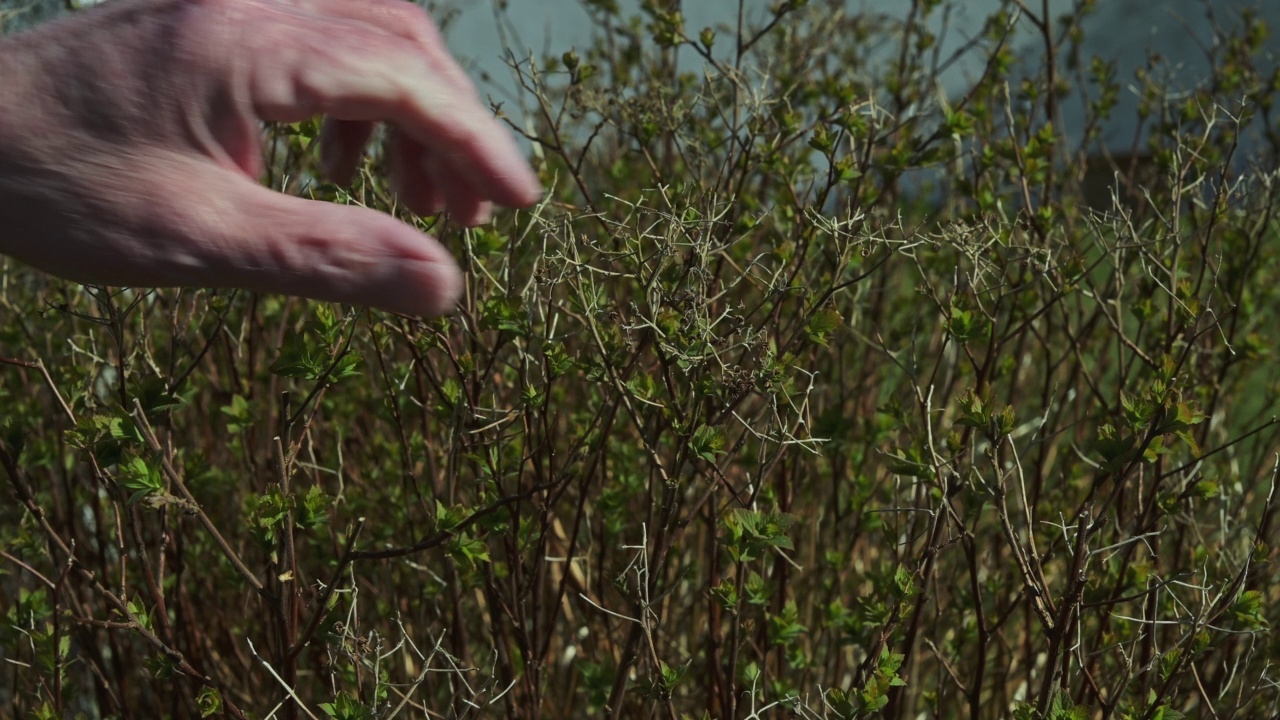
[1149,706,1186,720]
[744,571,771,605]
[435,500,466,532]
[245,489,291,544]
[1232,589,1268,630]
[196,686,223,718]
[480,296,526,334]
[120,456,164,502]
[1095,424,1138,470]
[689,424,726,462]
[220,394,253,434]
[1048,689,1088,719]
[888,447,934,479]
[330,352,362,381]
[132,375,187,415]
[320,691,374,720]
[956,390,987,429]
[145,652,177,680]
[894,566,916,597]
[723,509,796,562]
[767,599,809,646]
[296,485,331,530]
[545,342,575,377]
[1172,429,1201,458]
[270,333,328,380]
[448,533,491,569]
[658,660,686,690]
[710,578,739,610]
[805,308,842,346]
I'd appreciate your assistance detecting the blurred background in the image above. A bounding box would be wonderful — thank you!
[0,0,1274,165]
[2,0,1277,158]
[437,0,1278,157]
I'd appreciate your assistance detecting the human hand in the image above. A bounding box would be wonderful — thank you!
[0,0,541,316]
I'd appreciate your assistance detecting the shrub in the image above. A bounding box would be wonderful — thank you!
[2,1,1279,718]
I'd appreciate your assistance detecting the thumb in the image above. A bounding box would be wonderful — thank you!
[139,158,464,316]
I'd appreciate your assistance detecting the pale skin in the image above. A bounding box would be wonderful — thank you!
[0,0,542,316]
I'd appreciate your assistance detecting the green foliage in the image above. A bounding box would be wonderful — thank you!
[269,306,361,382]
[827,647,908,718]
[318,692,372,720]
[3,0,1280,718]
[722,508,796,563]
[119,455,163,503]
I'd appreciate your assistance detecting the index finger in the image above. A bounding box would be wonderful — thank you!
[291,0,479,100]
[246,10,541,208]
